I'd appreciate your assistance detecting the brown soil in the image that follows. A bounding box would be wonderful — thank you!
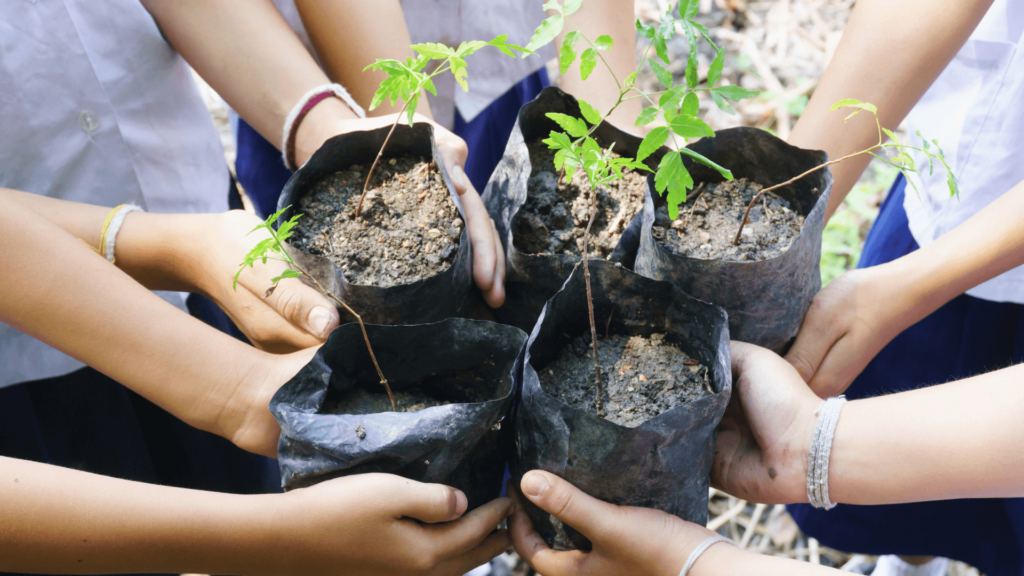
[291,156,463,287]
[540,333,712,428]
[654,178,804,262]
[321,365,496,417]
[513,140,648,258]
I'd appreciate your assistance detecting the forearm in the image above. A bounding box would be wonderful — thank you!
[788,0,992,220]
[141,0,357,165]
[0,457,278,574]
[554,0,640,130]
[828,363,1024,504]
[293,0,432,119]
[0,197,269,440]
[874,177,1024,328]
[693,544,838,576]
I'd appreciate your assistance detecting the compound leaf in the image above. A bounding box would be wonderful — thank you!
[637,126,669,162]
[580,47,598,80]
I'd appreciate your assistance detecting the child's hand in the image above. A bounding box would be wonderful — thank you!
[713,341,819,504]
[508,471,719,576]
[265,474,513,576]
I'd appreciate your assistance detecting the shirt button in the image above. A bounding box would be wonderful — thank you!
[78,110,99,135]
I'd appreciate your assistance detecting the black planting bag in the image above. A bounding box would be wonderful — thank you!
[482,87,671,333]
[512,259,731,550]
[277,123,478,325]
[271,318,527,509]
[634,127,833,351]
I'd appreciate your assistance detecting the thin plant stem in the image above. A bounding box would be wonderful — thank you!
[581,188,603,416]
[353,99,411,218]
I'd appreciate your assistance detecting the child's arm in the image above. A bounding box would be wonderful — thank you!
[784,176,1024,397]
[508,470,835,576]
[0,458,512,575]
[788,0,994,220]
[717,342,1024,506]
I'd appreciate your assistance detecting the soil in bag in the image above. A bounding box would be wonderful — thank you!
[276,123,477,325]
[634,127,832,351]
[514,140,648,258]
[512,259,731,551]
[271,318,528,510]
[654,178,804,262]
[541,333,712,428]
[291,156,462,287]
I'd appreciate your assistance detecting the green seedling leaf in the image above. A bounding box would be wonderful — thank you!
[423,77,437,96]
[709,89,734,114]
[624,72,637,88]
[406,94,419,126]
[637,126,669,162]
[635,107,659,127]
[656,151,694,219]
[580,47,598,80]
[680,147,733,180]
[684,25,699,89]
[653,35,670,65]
[485,34,531,58]
[917,130,930,151]
[659,85,687,112]
[650,60,673,88]
[527,15,564,52]
[712,85,760,102]
[562,0,583,15]
[708,48,725,87]
[682,91,699,116]
[542,0,561,12]
[680,0,700,19]
[412,42,454,60]
[578,99,602,125]
[451,56,469,91]
[692,21,715,47]
[829,98,878,122]
[543,130,574,151]
[669,114,715,139]
[881,127,901,146]
[594,35,614,51]
[560,30,581,74]
[636,19,656,39]
[270,268,302,285]
[546,112,588,138]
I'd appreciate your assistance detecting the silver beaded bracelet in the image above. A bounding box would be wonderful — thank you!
[806,395,847,509]
[678,535,733,576]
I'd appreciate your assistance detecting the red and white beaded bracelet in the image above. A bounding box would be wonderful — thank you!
[281,82,365,171]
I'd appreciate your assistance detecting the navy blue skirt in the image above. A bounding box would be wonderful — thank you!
[788,175,1024,575]
[235,69,550,219]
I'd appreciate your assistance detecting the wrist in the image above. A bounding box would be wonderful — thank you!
[783,393,821,504]
[113,212,210,292]
[293,97,356,168]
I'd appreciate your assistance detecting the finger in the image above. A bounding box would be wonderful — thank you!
[508,488,586,576]
[434,530,511,576]
[218,280,318,352]
[785,300,842,383]
[427,497,514,557]
[451,167,499,297]
[261,276,341,340]
[393,480,469,524]
[519,471,621,544]
[806,334,863,398]
[484,220,506,308]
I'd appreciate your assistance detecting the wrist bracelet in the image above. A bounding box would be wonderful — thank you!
[84,204,142,264]
[282,82,365,171]
[806,395,847,509]
[678,535,733,576]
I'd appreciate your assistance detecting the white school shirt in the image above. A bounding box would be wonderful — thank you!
[0,0,230,387]
[903,0,1024,303]
[272,0,556,130]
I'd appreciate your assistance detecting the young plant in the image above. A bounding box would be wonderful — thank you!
[235,207,395,410]
[732,99,958,243]
[352,36,531,216]
[525,0,759,413]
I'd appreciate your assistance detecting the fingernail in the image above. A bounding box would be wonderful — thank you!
[455,490,468,516]
[522,472,549,499]
[306,306,333,338]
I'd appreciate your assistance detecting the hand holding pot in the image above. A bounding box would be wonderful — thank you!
[712,342,819,504]
[270,474,513,576]
[508,471,716,576]
[785,266,911,397]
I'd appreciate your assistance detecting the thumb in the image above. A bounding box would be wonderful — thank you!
[264,277,340,340]
[393,480,470,524]
[784,307,834,383]
[520,471,618,544]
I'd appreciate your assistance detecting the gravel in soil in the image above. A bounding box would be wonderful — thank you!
[653,178,804,262]
[291,156,463,287]
[540,333,712,428]
[321,364,497,417]
[513,140,648,258]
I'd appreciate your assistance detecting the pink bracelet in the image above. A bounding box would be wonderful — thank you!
[282,83,365,171]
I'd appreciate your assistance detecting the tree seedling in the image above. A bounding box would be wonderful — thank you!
[731,99,958,244]
[352,36,531,217]
[235,207,394,410]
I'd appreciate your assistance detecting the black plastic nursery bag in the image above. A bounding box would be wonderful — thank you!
[634,127,833,352]
[482,86,672,333]
[278,123,478,325]
[271,318,527,509]
[513,259,731,550]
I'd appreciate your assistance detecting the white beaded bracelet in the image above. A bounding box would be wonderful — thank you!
[678,535,733,576]
[102,205,142,264]
[807,395,847,509]
[281,82,366,171]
